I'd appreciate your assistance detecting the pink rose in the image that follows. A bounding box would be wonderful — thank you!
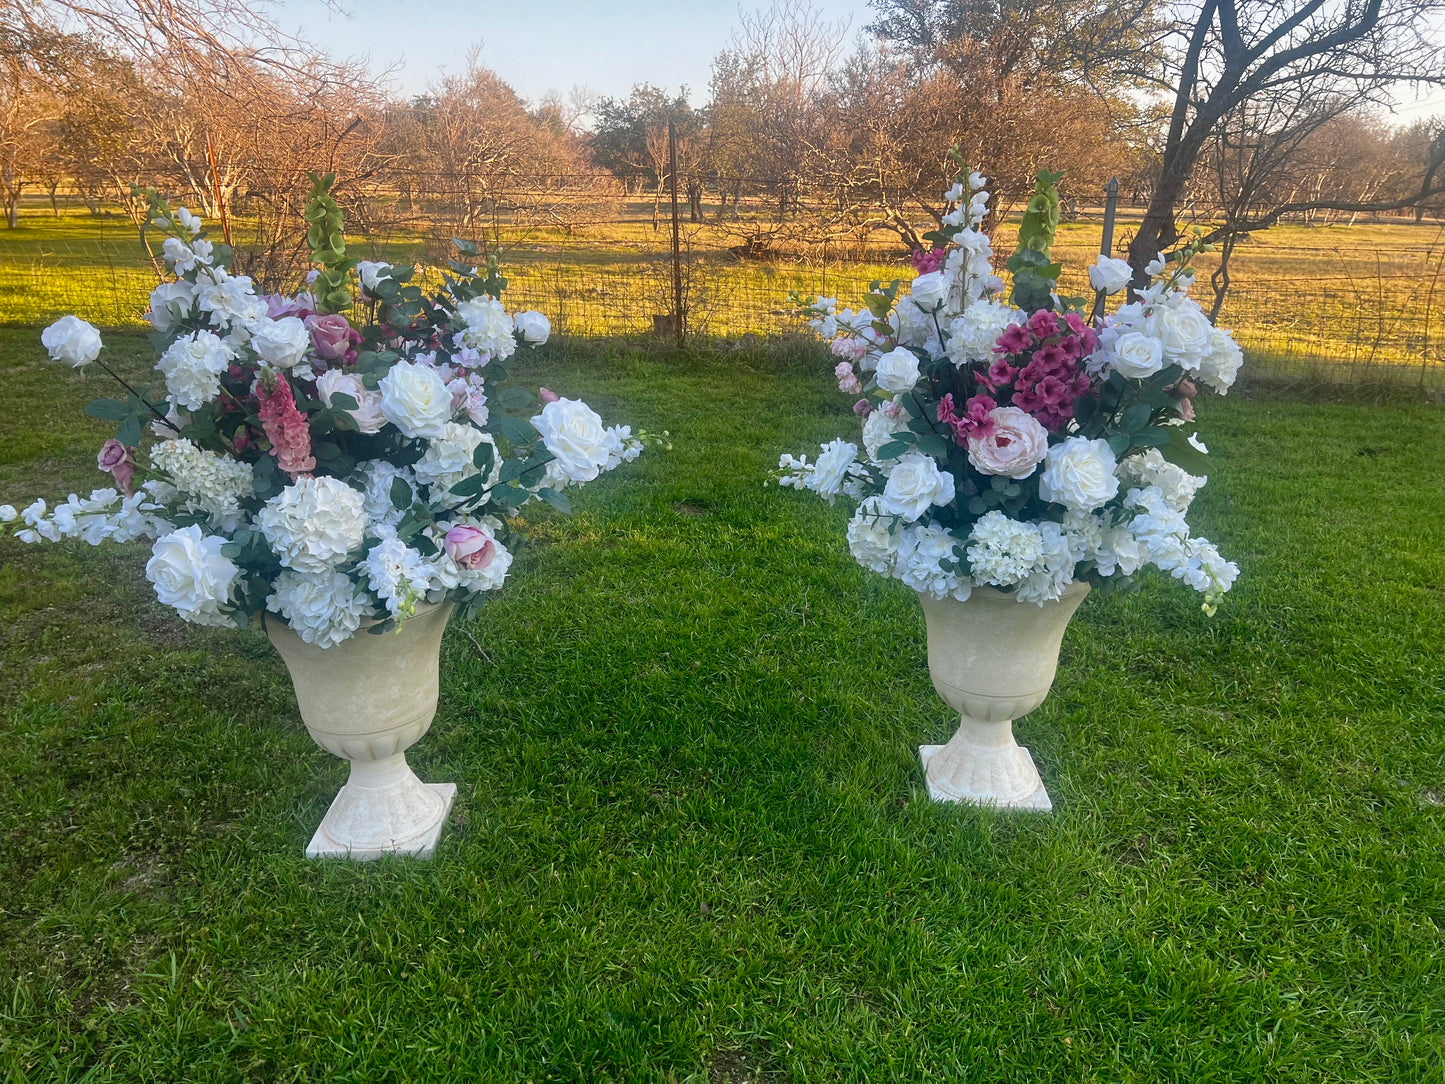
[853,398,872,417]
[97,438,136,496]
[966,406,1049,479]
[538,387,560,404]
[307,313,359,362]
[444,525,495,571]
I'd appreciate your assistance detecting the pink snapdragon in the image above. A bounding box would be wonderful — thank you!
[257,375,316,478]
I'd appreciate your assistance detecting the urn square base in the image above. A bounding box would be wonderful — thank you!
[918,745,1053,813]
[305,782,457,860]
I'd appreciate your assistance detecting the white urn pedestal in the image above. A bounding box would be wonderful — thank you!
[917,582,1090,813]
[266,600,456,860]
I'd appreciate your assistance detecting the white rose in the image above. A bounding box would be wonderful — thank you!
[355,260,392,295]
[146,282,196,333]
[250,316,311,371]
[1088,256,1133,295]
[156,330,231,410]
[908,271,948,312]
[1039,437,1120,513]
[809,439,858,501]
[881,451,955,521]
[41,316,102,368]
[1147,302,1213,366]
[0,505,16,522]
[530,398,611,483]
[513,310,551,345]
[316,369,386,434]
[1197,328,1243,393]
[875,347,921,394]
[1108,330,1165,379]
[144,524,240,627]
[379,361,453,439]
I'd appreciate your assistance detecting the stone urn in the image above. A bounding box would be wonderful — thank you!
[917,582,1090,812]
[266,600,457,860]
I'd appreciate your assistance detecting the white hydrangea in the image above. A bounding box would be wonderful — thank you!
[1118,448,1205,513]
[966,511,1044,587]
[360,535,431,617]
[156,330,231,410]
[355,461,416,529]
[256,476,367,574]
[149,438,254,532]
[897,522,971,601]
[894,298,942,355]
[413,422,499,496]
[846,496,901,576]
[945,300,1024,367]
[266,569,371,649]
[454,295,518,361]
[1015,521,1077,605]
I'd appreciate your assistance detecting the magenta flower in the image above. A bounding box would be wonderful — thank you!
[1027,310,1061,340]
[96,439,136,496]
[995,324,1032,355]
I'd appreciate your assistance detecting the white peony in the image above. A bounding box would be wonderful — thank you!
[530,398,611,484]
[41,315,102,368]
[846,497,901,575]
[144,524,240,627]
[1039,437,1120,513]
[250,316,311,371]
[455,295,518,361]
[875,347,921,393]
[267,569,370,649]
[379,361,453,439]
[881,451,955,521]
[156,330,231,410]
[317,369,386,434]
[1107,330,1165,379]
[513,310,551,345]
[1088,256,1134,295]
[256,476,367,574]
[146,282,197,333]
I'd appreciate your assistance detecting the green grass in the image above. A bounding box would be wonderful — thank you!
[1,328,1444,1081]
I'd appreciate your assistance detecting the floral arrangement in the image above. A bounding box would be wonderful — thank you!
[778,166,1241,614]
[1,173,650,647]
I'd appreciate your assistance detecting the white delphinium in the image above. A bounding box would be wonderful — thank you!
[1015,521,1076,605]
[1179,537,1240,615]
[881,452,955,521]
[530,398,612,484]
[256,476,367,574]
[1039,437,1120,513]
[1118,448,1205,513]
[774,452,812,492]
[144,524,240,627]
[603,425,645,470]
[161,236,213,273]
[195,269,266,330]
[967,511,1044,587]
[897,522,971,601]
[355,460,417,529]
[41,315,103,368]
[156,330,232,409]
[146,282,197,333]
[11,489,165,546]
[446,373,490,427]
[846,497,902,576]
[149,438,254,531]
[266,569,370,649]
[1125,486,1191,571]
[250,316,311,371]
[379,360,453,439]
[360,534,431,618]
[0,505,16,523]
[413,422,499,496]
[945,300,1024,368]
[454,295,518,361]
[174,207,202,236]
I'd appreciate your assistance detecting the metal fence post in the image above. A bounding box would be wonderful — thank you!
[669,120,684,348]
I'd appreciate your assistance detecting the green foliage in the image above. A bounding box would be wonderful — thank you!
[1008,169,1067,312]
[304,173,355,314]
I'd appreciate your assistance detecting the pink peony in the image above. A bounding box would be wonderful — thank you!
[257,375,316,478]
[96,438,136,496]
[966,406,1049,478]
[307,313,360,363]
[444,524,496,570]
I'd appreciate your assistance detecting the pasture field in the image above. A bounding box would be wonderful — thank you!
[1,198,1442,391]
[1,330,1443,1081]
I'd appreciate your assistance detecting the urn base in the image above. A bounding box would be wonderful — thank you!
[918,736,1053,813]
[304,753,456,860]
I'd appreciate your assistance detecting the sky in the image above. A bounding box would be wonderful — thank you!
[282,0,873,105]
[279,0,1445,121]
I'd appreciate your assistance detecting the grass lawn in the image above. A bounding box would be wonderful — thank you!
[1,328,1443,1082]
